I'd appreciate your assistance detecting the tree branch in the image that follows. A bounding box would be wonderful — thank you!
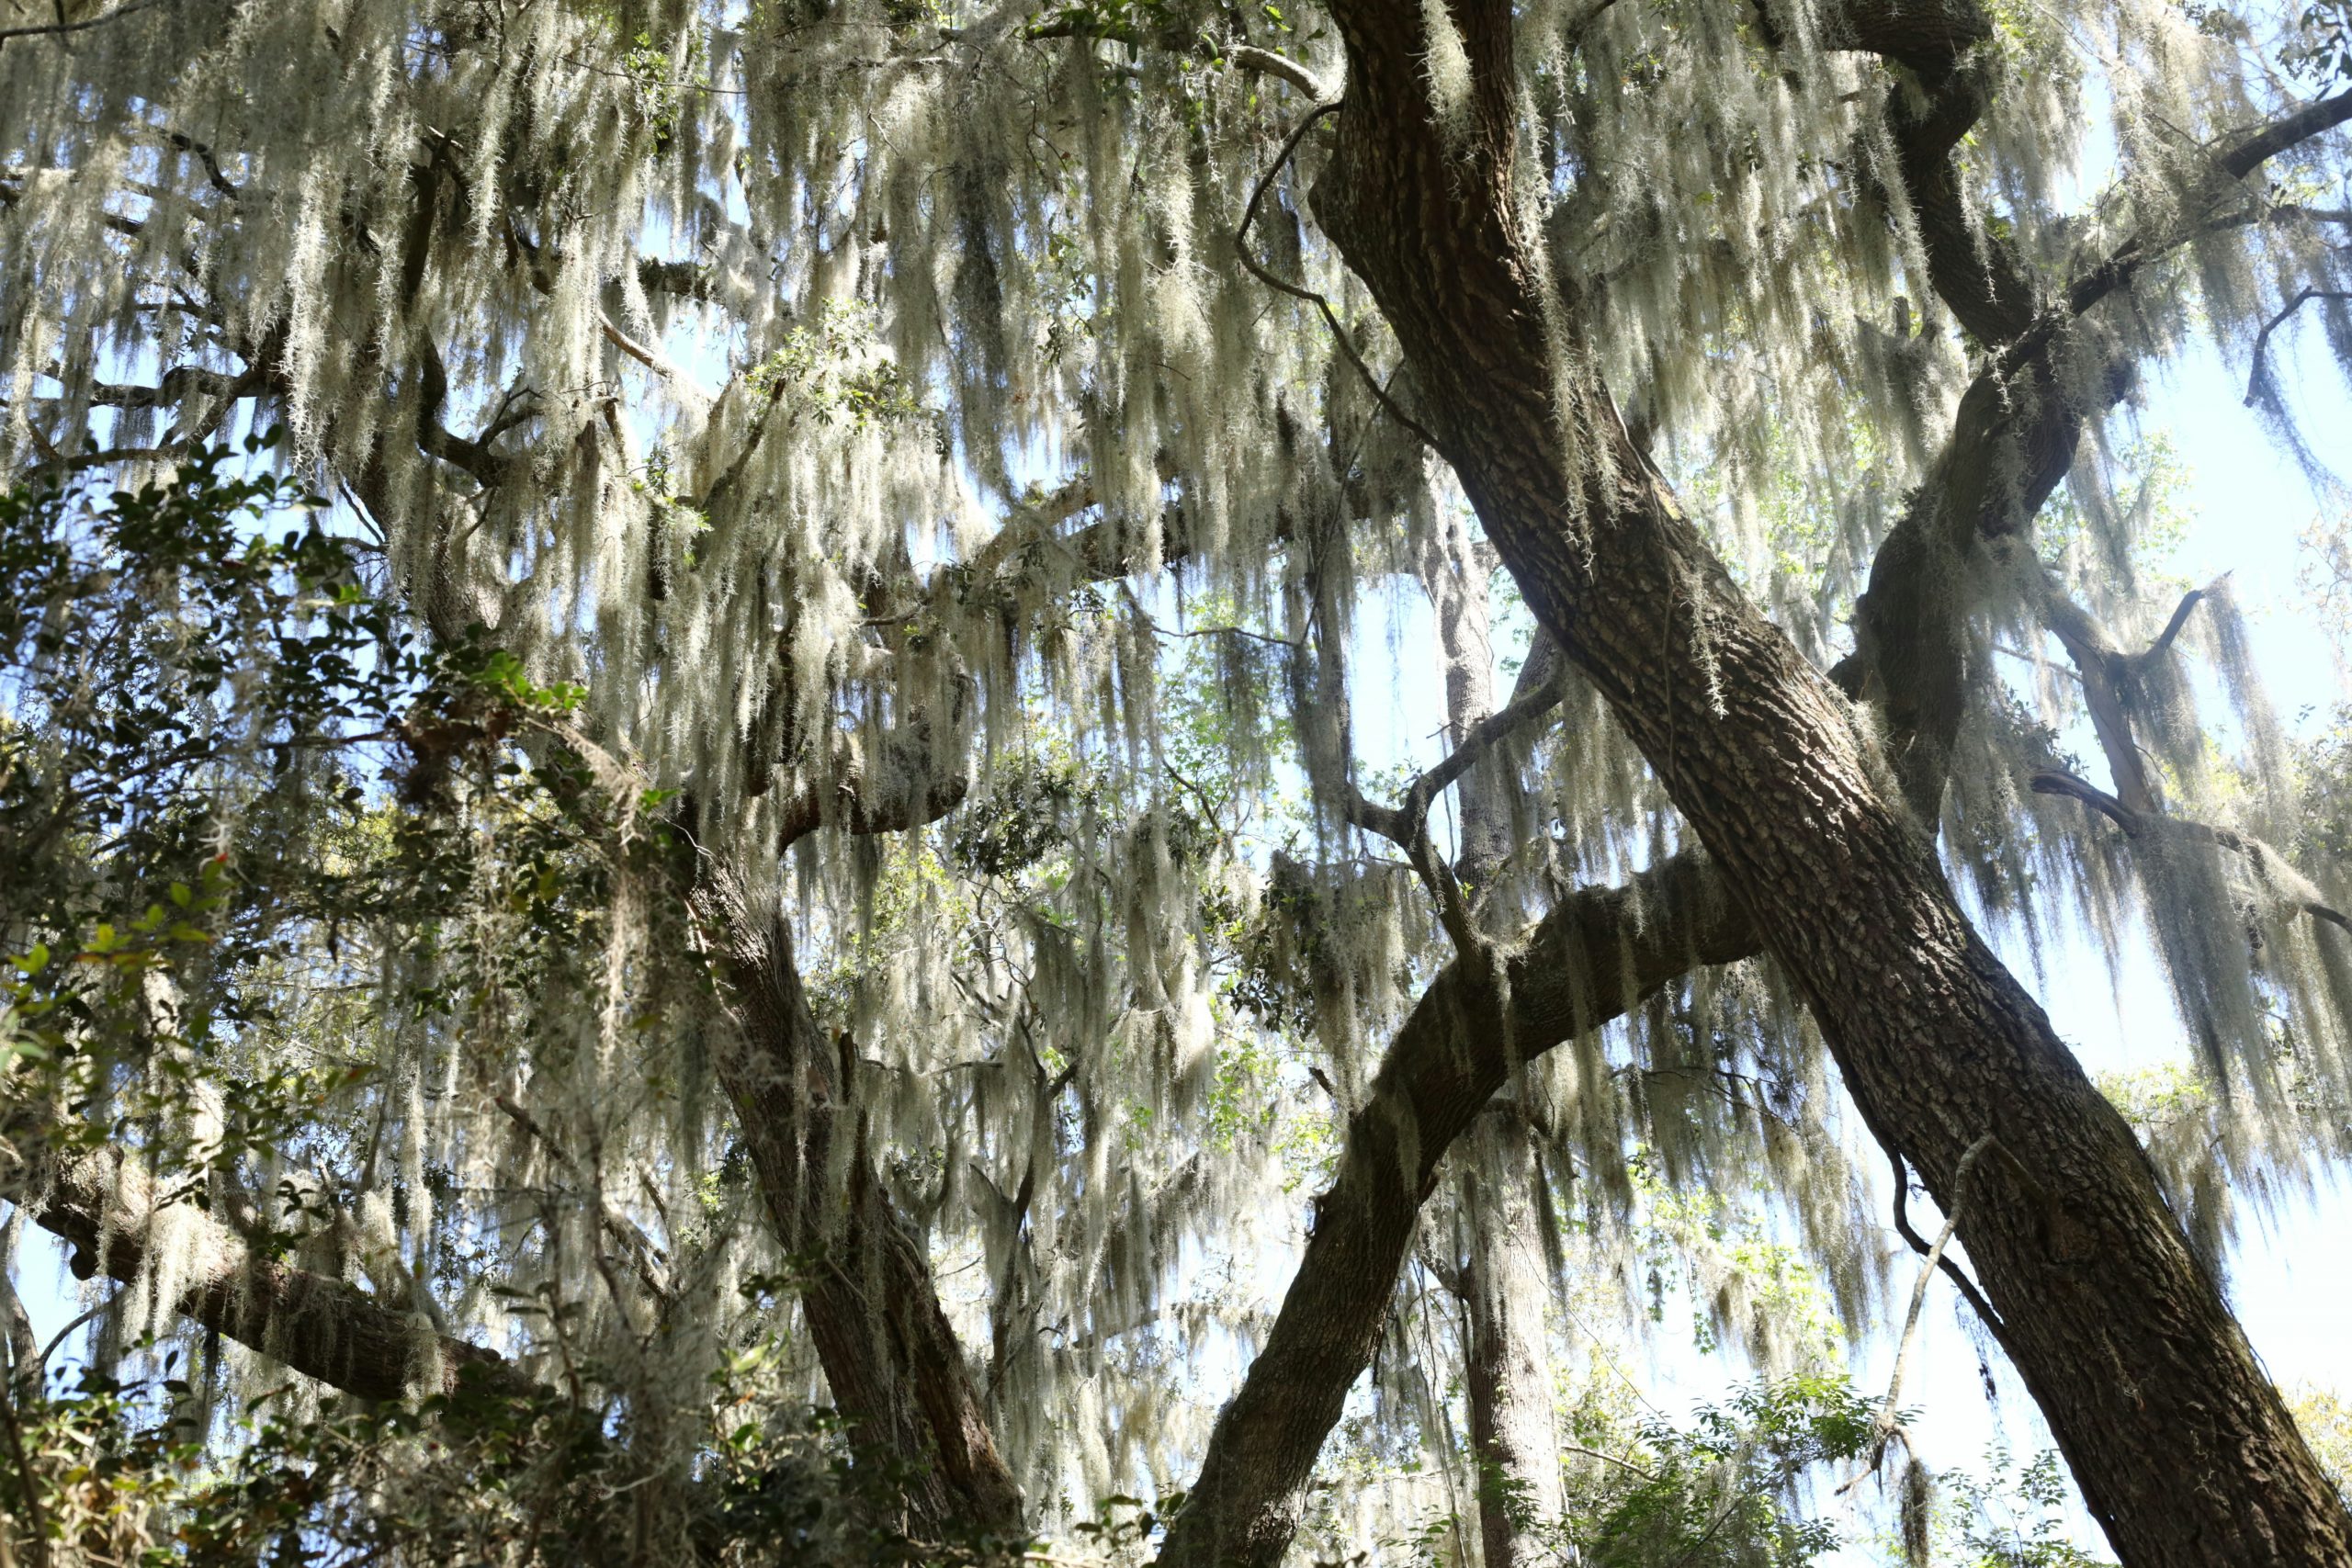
[2027,92,2352,362]
[2031,769,2352,933]
[1343,676,1568,852]
[2245,288,2352,408]
[1159,847,1755,1565]
[2135,582,2212,669]
[1,1131,536,1404]
[0,0,175,50]
[1023,17,1335,98]
[1841,1134,1996,1494]
[772,686,976,851]
[686,861,1025,1542]
[1888,1150,2003,1336]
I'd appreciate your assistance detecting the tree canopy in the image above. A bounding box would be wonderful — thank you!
[3,0,2352,1562]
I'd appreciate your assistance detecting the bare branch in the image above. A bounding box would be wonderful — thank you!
[2222,88,2352,180]
[2032,570,2165,815]
[2032,768,2352,933]
[2245,288,2352,408]
[1227,44,1333,99]
[1023,17,1334,96]
[1841,1134,1996,1494]
[599,310,713,400]
[1888,1150,2004,1336]
[0,0,175,50]
[1344,675,1567,852]
[2136,583,2213,668]
[2030,766,2137,829]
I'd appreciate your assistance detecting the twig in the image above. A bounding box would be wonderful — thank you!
[1234,103,1443,451]
[0,0,174,49]
[1838,1133,1996,1495]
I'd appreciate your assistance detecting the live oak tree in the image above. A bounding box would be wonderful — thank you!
[4,0,2352,1563]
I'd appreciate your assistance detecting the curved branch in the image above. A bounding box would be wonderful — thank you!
[2245,288,2352,408]
[0,0,174,50]
[1343,681,1566,850]
[1023,17,1335,97]
[1888,1150,2004,1337]
[2031,768,2352,934]
[1235,102,1442,451]
[1159,848,1755,1565]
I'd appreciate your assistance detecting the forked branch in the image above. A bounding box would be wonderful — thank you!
[2031,768,2352,933]
[2245,288,2352,407]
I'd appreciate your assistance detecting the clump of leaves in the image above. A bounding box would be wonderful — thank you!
[1559,1374,1877,1568]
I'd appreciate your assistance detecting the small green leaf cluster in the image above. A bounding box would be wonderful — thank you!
[743,304,935,433]
[2285,1,2352,86]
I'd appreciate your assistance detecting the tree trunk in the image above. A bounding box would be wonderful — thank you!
[1419,520,1564,1566]
[1456,1113,1563,1568]
[692,866,1026,1550]
[1288,5,2352,1565]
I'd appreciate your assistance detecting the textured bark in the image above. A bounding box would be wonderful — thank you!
[692,866,1025,1547]
[1156,20,2115,1561]
[1148,259,2113,1568]
[1420,525,1564,1567]
[2,1136,531,1403]
[1262,4,2352,1565]
[1456,1113,1563,1568]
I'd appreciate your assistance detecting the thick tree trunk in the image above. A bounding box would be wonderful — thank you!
[1153,156,2110,1568]
[1285,5,2352,1565]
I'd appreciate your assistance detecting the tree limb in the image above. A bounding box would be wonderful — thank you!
[0,1129,536,1404]
[2245,288,2352,407]
[1342,676,1567,852]
[2031,768,2352,933]
[686,860,1025,1544]
[0,0,175,50]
